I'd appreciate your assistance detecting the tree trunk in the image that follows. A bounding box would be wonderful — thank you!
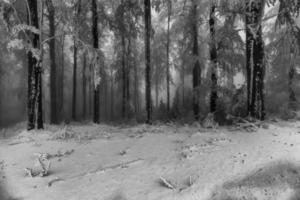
[46,0,58,124]
[166,0,171,114]
[155,69,159,108]
[144,0,152,124]
[72,0,81,121]
[182,64,185,107]
[72,40,77,121]
[134,63,138,116]
[126,37,132,118]
[82,52,87,119]
[122,35,126,118]
[104,71,108,121]
[59,34,65,122]
[245,0,265,120]
[27,0,43,130]
[92,0,100,124]
[191,0,201,120]
[209,4,218,114]
[89,62,93,119]
[289,53,297,110]
[110,69,114,120]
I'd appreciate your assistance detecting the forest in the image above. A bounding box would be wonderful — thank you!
[1,0,300,200]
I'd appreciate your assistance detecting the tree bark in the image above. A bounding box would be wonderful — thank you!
[46,0,58,124]
[122,36,126,118]
[288,53,297,110]
[59,34,65,122]
[126,37,132,118]
[155,67,159,108]
[166,0,171,114]
[110,69,114,120]
[92,0,100,124]
[245,0,265,120]
[191,0,201,120]
[27,0,43,130]
[72,39,77,121]
[144,0,152,124]
[209,4,218,114]
[82,52,87,119]
[72,0,81,121]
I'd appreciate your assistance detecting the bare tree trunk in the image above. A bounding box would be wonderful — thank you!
[191,0,201,120]
[72,0,81,121]
[155,69,159,108]
[134,48,138,117]
[121,38,126,119]
[89,62,93,119]
[104,71,108,121]
[72,39,77,121]
[46,0,58,124]
[126,37,132,118]
[92,0,100,123]
[245,0,265,120]
[209,4,218,114]
[288,53,297,110]
[82,52,87,119]
[166,0,171,114]
[59,34,65,122]
[27,0,43,130]
[144,0,152,124]
[182,64,185,107]
[110,69,114,120]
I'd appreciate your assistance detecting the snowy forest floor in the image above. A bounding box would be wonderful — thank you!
[1,121,300,200]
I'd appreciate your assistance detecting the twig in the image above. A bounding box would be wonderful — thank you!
[48,177,64,187]
[68,158,143,180]
[159,177,175,190]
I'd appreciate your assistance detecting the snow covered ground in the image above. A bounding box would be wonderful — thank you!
[1,121,300,200]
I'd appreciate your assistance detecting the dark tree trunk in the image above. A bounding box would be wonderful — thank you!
[27,0,43,130]
[27,51,36,130]
[209,4,218,114]
[166,0,171,114]
[245,0,265,120]
[104,71,108,121]
[245,1,252,115]
[59,34,65,122]
[191,1,201,120]
[72,0,81,121]
[110,70,114,120]
[182,64,185,107]
[46,0,58,124]
[36,65,43,129]
[92,0,100,124]
[82,52,87,119]
[89,62,93,119]
[72,40,77,121]
[144,0,152,124]
[288,54,297,110]
[126,37,132,118]
[134,54,139,116]
[122,36,126,118]
[155,69,159,108]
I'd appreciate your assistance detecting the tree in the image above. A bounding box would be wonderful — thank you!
[72,0,82,121]
[191,0,201,120]
[166,0,172,114]
[27,0,43,130]
[45,0,58,124]
[209,2,218,114]
[245,0,265,120]
[92,0,100,124]
[82,52,87,119]
[144,0,152,123]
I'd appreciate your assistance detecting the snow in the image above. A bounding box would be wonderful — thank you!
[1,122,300,200]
